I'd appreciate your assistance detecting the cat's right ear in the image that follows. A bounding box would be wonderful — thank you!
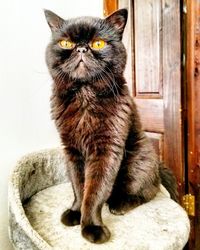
[105,9,128,36]
[44,10,64,32]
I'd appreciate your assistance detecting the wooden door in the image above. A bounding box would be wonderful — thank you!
[129,0,184,197]
[104,0,184,196]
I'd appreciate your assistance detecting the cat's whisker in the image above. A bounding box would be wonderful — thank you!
[103,67,121,96]
[105,66,122,89]
[55,70,66,84]
[99,70,119,99]
[96,71,117,99]
[100,68,118,94]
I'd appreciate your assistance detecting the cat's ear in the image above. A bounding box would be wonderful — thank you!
[105,9,128,35]
[44,9,64,32]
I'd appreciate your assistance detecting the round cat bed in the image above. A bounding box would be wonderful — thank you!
[8,148,190,250]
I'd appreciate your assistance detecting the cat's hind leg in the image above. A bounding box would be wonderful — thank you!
[107,181,159,215]
[107,139,160,215]
[107,188,146,215]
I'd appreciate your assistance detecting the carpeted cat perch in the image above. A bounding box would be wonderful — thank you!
[8,148,190,250]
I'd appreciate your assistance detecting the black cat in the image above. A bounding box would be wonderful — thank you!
[44,9,178,244]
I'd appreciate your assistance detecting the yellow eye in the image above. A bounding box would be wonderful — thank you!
[91,39,106,50]
[58,40,75,49]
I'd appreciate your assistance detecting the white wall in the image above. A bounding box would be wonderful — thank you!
[0,1,103,248]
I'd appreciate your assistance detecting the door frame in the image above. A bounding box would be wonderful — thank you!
[184,0,200,249]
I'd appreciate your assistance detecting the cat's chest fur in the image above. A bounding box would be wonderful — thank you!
[72,87,97,131]
[52,85,131,154]
[54,86,102,149]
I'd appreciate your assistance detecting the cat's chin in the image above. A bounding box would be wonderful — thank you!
[70,62,90,80]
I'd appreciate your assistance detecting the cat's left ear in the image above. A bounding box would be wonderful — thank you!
[105,9,128,35]
[44,9,64,32]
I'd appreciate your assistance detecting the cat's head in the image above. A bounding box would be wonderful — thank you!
[44,9,127,84]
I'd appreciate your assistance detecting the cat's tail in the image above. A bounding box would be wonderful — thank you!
[159,163,178,202]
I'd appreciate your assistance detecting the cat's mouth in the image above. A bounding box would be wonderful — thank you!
[76,57,87,69]
[71,57,88,79]
[67,55,91,79]
[78,56,85,64]
[78,60,84,66]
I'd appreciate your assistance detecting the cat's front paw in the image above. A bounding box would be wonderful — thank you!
[61,209,81,226]
[82,225,111,244]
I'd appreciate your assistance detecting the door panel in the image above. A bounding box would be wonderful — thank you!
[134,0,162,96]
[136,99,164,133]
[133,0,184,196]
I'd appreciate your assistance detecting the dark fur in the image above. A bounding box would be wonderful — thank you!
[44,9,178,244]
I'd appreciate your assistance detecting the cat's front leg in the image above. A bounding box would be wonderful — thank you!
[61,147,84,226]
[81,152,122,244]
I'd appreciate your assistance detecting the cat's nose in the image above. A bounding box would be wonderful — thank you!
[76,47,87,53]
